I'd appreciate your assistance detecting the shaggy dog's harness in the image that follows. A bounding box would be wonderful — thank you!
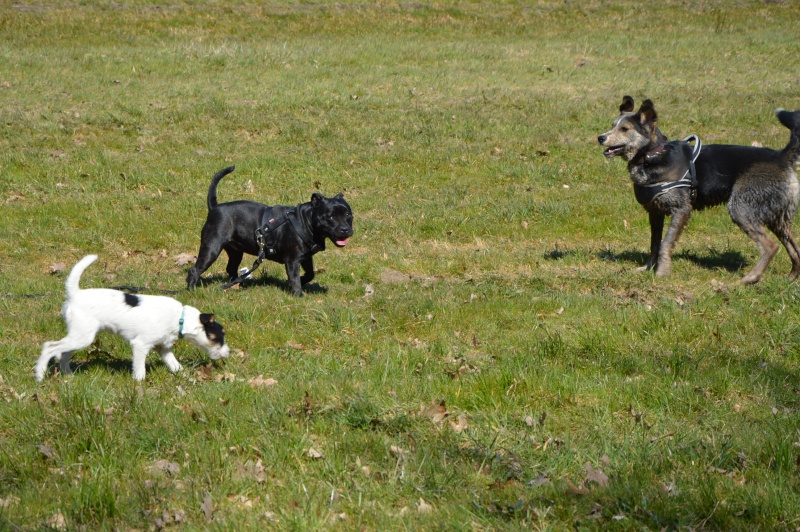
[633,135,702,206]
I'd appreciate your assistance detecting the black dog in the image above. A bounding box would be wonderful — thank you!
[187,166,353,296]
[599,96,800,284]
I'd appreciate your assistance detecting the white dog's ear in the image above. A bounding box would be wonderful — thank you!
[200,313,215,324]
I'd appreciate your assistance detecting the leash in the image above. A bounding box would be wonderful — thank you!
[0,285,184,299]
[221,210,290,290]
[221,206,324,290]
[633,135,702,206]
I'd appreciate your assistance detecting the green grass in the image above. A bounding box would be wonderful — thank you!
[2,0,800,529]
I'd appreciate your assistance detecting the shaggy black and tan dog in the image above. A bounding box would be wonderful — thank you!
[599,96,800,284]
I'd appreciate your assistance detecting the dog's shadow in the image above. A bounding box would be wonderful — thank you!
[198,272,329,295]
[45,343,228,380]
[600,248,747,273]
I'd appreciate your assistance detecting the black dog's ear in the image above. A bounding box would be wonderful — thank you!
[619,95,635,113]
[200,313,215,324]
[311,192,324,204]
[335,192,344,200]
[637,99,658,126]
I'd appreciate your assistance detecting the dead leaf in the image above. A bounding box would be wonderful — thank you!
[195,365,213,381]
[364,284,375,297]
[94,405,115,417]
[234,459,268,483]
[307,447,324,459]
[417,498,433,513]
[389,445,408,457]
[423,400,448,424]
[248,375,277,389]
[567,480,589,495]
[585,463,609,487]
[5,193,25,204]
[201,492,214,521]
[0,495,20,508]
[528,472,551,488]
[227,494,255,509]
[660,480,677,496]
[285,340,304,350]
[173,253,196,266]
[38,444,58,461]
[449,414,468,433]
[149,459,180,477]
[46,512,67,531]
[214,371,237,382]
[49,263,67,274]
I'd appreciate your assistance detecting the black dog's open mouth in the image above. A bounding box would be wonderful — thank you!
[333,237,350,247]
[603,146,625,158]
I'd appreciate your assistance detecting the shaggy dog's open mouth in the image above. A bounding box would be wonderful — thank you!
[603,146,626,158]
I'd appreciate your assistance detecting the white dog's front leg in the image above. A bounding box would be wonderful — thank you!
[158,345,183,374]
[130,342,151,381]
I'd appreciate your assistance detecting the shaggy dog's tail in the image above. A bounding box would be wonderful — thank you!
[206,166,236,211]
[66,255,98,300]
[777,109,800,166]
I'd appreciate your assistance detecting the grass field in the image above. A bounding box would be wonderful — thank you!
[2,0,800,529]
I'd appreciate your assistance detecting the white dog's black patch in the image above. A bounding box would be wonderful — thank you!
[124,293,140,307]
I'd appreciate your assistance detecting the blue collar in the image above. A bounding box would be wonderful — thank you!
[178,306,186,339]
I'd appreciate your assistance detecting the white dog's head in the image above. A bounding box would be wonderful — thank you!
[185,311,230,360]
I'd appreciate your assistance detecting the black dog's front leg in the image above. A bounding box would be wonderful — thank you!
[655,207,692,277]
[639,212,664,272]
[285,260,304,297]
[300,256,315,286]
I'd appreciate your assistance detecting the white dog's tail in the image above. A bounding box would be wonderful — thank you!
[65,254,98,299]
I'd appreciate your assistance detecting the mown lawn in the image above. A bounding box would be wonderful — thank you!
[2,1,800,529]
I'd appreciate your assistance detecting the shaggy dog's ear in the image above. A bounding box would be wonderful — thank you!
[637,99,658,127]
[619,95,635,114]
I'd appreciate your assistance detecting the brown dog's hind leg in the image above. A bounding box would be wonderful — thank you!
[770,225,800,281]
[733,220,779,284]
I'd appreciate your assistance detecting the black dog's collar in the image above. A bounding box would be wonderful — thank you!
[633,135,702,206]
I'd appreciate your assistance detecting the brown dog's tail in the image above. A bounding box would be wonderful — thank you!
[777,109,800,166]
[207,166,236,210]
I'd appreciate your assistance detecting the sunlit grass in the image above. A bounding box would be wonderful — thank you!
[2,0,800,529]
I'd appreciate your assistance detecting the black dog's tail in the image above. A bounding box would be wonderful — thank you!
[777,109,800,166]
[207,166,236,211]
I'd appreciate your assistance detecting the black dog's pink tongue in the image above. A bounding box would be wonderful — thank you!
[335,237,349,246]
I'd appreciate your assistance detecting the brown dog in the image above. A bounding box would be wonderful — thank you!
[599,96,800,284]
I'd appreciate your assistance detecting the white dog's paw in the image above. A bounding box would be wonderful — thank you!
[166,361,183,374]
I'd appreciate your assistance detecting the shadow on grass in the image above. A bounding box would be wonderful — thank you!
[41,343,230,380]
[195,272,329,295]
[598,248,747,273]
